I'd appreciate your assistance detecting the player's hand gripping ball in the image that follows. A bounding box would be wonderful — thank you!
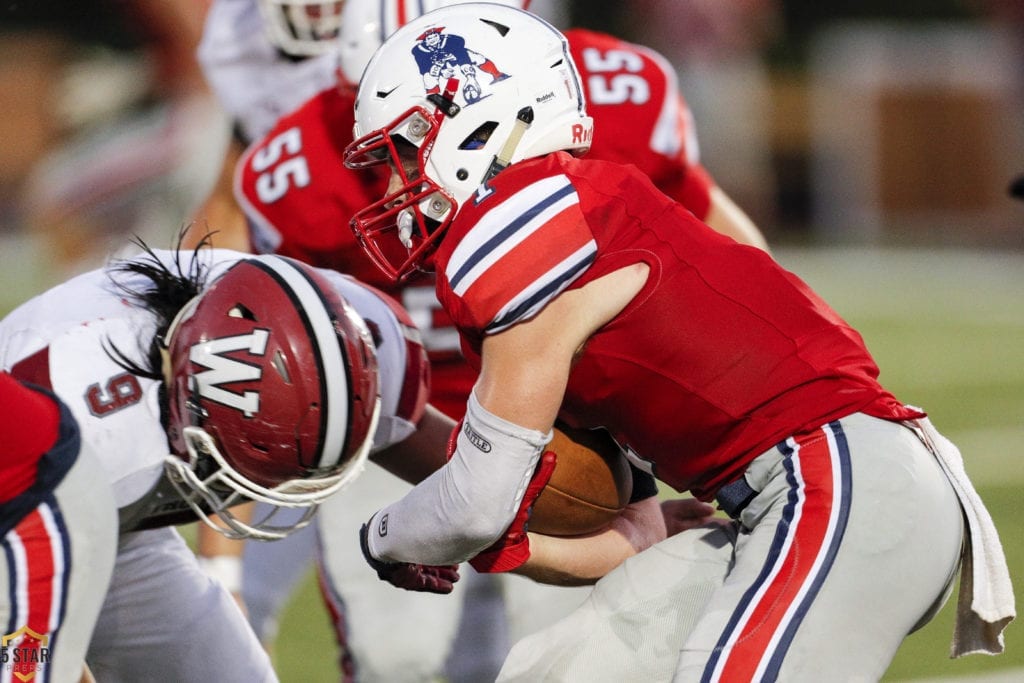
[528,424,633,537]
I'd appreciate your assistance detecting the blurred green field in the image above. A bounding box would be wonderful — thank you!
[2,243,1020,682]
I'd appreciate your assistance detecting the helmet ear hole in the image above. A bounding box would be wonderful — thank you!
[459,121,499,151]
[228,304,256,320]
[271,350,292,383]
[480,19,511,36]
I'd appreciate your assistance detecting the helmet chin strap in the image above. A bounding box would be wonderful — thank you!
[426,77,463,120]
[482,106,534,184]
[397,210,417,248]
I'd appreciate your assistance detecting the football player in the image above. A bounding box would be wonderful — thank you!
[198,0,346,144]
[329,0,768,659]
[0,373,116,683]
[346,4,1013,681]
[0,238,454,681]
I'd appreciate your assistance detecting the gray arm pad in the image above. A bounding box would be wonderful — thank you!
[365,391,552,565]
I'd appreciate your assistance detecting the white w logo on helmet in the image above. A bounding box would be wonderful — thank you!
[188,329,270,417]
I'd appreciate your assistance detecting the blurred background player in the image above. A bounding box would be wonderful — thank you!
[0,240,455,681]
[188,0,769,679]
[192,0,347,255]
[0,372,117,683]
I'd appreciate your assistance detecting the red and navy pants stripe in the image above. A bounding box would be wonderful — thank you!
[702,421,852,682]
[2,495,72,683]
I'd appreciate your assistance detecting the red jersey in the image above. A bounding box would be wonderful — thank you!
[236,86,385,270]
[235,33,715,418]
[567,28,714,219]
[434,153,922,500]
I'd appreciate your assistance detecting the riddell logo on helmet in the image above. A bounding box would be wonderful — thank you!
[572,123,593,145]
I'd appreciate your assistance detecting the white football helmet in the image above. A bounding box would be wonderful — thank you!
[257,0,348,57]
[337,0,530,85]
[163,255,381,540]
[343,2,592,283]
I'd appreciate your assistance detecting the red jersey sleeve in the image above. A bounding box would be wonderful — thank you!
[439,168,596,335]
[0,372,58,502]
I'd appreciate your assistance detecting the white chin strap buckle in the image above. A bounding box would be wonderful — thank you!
[397,210,415,248]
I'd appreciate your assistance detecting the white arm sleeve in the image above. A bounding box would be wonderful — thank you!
[365,391,552,565]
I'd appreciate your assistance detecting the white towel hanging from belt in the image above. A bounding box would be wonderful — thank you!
[909,413,1015,657]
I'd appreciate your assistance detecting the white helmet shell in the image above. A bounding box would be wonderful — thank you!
[337,0,530,85]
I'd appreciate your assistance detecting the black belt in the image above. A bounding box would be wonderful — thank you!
[715,476,758,519]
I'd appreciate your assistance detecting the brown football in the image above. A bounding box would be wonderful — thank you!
[528,424,633,537]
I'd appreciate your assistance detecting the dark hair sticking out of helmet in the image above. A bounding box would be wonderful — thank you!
[103,228,216,382]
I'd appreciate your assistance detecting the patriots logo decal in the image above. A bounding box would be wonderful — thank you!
[411,26,510,105]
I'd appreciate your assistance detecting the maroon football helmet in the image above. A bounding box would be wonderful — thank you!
[163,256,380,539]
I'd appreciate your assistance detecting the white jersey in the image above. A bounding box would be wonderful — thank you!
[0,268,166,510]
[198,0,340,142]
[0,248,424,517]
